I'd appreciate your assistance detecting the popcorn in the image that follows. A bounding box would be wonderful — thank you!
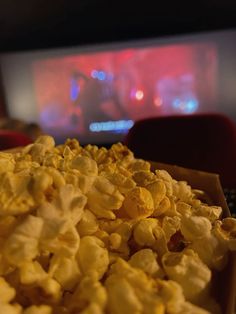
[105,258,164,314]
[86,176,124,219]
[0,276,16,303]
[23,305,52,314]
[19,261,47,285]
[214,217,236,250]
[4,215,44,266]
[0,136,234,314]
[76,209,98,236]
[162,216,181,242]
[133,218,168,257]
[66,276,107,313]
[122,187,154,219]
[162,249,212,304]
[77,236,109,280]
[180,215,212,242]
[0,152,15,173]
[0,303,22,314]
[157,279,211,314]
[0,172,35,216]
[128,249,164,278]
[49,255,81,291]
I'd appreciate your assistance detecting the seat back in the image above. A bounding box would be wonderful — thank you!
[124,113,236,188]
[0,130,32,151]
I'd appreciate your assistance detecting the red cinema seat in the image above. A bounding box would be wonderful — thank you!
[0,130,32,151]
[124,113,236,189]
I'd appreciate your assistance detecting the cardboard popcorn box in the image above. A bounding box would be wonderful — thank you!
[151,161,236,314]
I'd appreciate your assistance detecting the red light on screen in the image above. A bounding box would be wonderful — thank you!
[135,90,144,101]
[154,96,163,107]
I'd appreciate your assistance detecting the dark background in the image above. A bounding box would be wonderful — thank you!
[1,0,236,52]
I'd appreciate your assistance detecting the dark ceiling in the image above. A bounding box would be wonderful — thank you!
[1,0,236,52]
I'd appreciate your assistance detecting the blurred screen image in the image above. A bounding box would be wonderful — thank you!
[32,43,217,143]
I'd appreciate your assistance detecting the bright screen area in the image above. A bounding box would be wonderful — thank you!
[1,30,236,144]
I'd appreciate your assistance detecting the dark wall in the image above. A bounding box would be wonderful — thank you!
[1,0,236,52]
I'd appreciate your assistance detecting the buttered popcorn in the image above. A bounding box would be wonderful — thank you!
[0,135,235,314]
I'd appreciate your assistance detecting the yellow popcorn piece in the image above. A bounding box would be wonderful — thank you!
[189,233,228,271]
[0,172,35,216]
[38,277,62,303]
[77,209,98,236]
[77,236,109,279]
[22,136,55,164]
[70,155,98,177]
[109,142,134,164]
[172,181,193,202]
[128,249,164,278]
[80,303,103,314]
[157,279,186,314]
[180,215,212,242]
[19,261,47,285]
[23,305,52,314]
[0,303,22,314]
[176,201,192,216]
[0,276,16,303]
[38,184,86,226]
[133,218,159,247]
[155,169,173,182]
[41,223,80,257]
[109,233,122,250]
[42,153,63,169]
[152,196,171,217]
[49,254,81,291]
[214,217,236,251]
[162,249,212,304]
[105,258,164,314]
[106,275,142,314]
[35,135,56,150]
[162,216,181,242]
[66,276,107,313]
[129,159,151,172]
[14,159,40,176]
[87,176,124,219]
[66,155,98,194]
[133,218,168,257]
[4,215,44,266]
[132,170,156,187]
[83,144,109,165]
[123,187,154,219]
[104,172,136,195]
[193,204,222,222]
[146,180,166,209]
[0,152,15,173]
[157,280,211,314]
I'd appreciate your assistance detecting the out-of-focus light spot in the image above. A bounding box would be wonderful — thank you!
[97,71,106,80]
[154,96,163,107]
[185,99,198,113]
[89,120,134,132]
[173,98,181,109]
[70,79,80,101]
[91,70,98,78]
[172,98,198,113]
[135,90,144,100]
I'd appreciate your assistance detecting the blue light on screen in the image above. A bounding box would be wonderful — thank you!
[70,78,80,101]
[173,97,198,113]
[89,120,134,132]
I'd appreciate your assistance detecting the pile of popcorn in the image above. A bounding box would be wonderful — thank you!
[0,135,235,314]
